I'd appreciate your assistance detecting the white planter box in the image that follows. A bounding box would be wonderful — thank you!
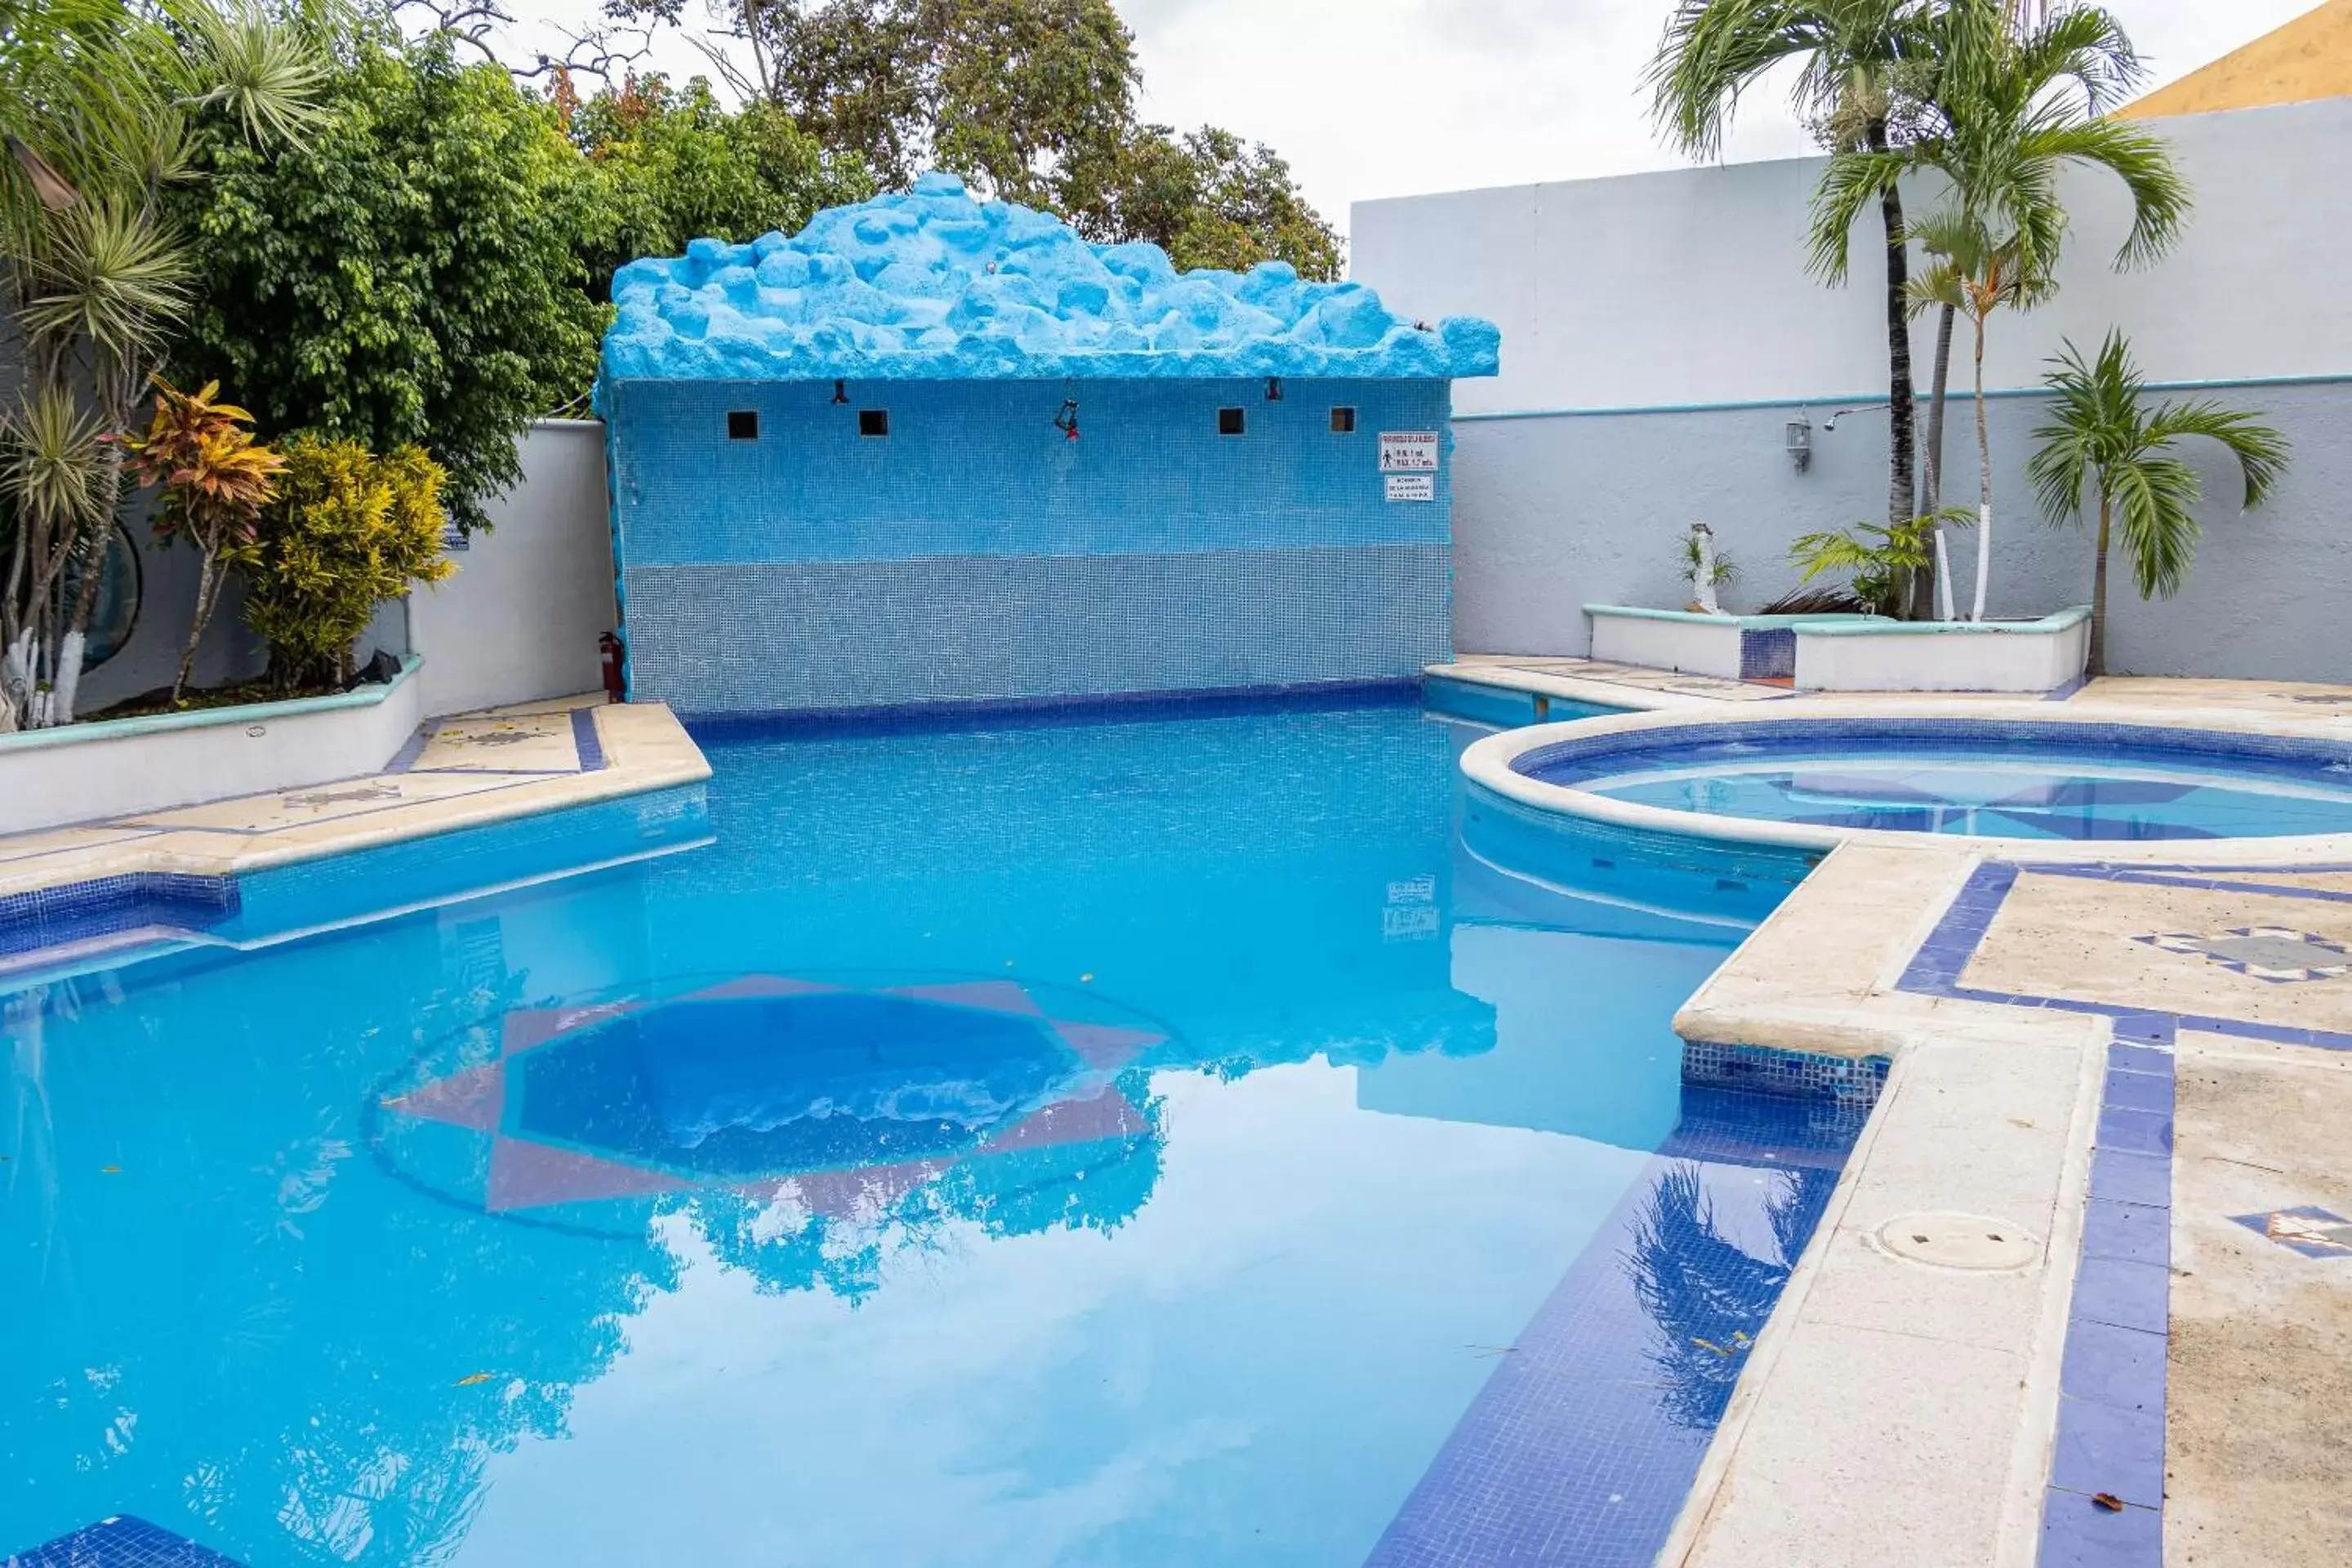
[1793,608,2091,693]
[1586,606,1877,680]
[0,657,426,833]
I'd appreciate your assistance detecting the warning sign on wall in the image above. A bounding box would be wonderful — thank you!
[1385,473,1435,502]
[1379,430,1440,472]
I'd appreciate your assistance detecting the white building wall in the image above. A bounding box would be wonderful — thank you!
[405,420,617,717]
[1351,100,2352,681]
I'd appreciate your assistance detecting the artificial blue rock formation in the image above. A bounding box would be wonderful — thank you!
[595,172,1500,392]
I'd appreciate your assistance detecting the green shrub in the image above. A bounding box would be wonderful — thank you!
[233,437,455,693]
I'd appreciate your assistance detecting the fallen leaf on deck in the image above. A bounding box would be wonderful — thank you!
[2091,1493,2124,1512]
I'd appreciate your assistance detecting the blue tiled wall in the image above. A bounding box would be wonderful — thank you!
[607,376,1457,715]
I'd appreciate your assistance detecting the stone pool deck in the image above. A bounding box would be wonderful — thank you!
[1439,658,2352,1568]
[0,695,709,905]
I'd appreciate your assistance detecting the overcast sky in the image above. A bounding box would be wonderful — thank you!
[492,0,2320,233]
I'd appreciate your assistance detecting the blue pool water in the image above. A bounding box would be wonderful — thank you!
[2,696,1855,1567]
[1529,727,2352,840]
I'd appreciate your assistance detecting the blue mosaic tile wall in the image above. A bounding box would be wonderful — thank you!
[607,376,1458,715]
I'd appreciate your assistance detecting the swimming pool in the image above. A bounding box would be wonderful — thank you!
[2,694,1856,1567]
[1512,718,2352,841]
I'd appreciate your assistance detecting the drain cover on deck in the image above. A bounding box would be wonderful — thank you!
[1875,1212,2040,1271]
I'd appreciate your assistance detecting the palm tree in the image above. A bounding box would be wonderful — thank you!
[1811,0,2189,621]
[2027,331,2288,677]
[1904,208,2051,619]
[0,0,322,728]
[1648,0,1933,545]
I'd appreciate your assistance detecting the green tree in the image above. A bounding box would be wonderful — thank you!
[747,0,1135,208]
[0,0,322,726]
[1811,0,2185,619]
[1648,0,1935,544]
[232,434,457,693]
[1903,209,2049,620]
[566,72,875,301]
[2026,332,2287,676]
[168,29,605,533]
[1074,124,1341,280]
[603,0,1342,275]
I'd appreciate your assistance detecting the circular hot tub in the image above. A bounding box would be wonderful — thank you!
[1481,713,2352,845]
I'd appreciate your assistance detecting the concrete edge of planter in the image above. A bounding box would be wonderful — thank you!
[0,655,424,755]
[2,657,429,834]
[1584,604,1883,630]
[1790,604,2091,637]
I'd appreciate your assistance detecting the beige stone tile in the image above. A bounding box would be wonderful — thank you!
[0,823,157,865]
[410,710,581,772]
[2166,1047,2352,1568]
[1962,872,2352,1032]
[122,770,532,833]
[0,699,706,897]
[1683,1322,2027,1568]
[2074,675,2352,719]
[1797,1222,2052,1355]
[439,691,605,719]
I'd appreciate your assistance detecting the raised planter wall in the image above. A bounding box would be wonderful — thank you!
[1793,608,2090,693]
[1588,606,1876,680]
[0,657,425,834]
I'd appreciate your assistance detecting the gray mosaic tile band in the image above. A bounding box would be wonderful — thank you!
[623,545,1453,715]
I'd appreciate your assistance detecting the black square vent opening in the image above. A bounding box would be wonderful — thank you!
[726,410,759,440]
[858,408,890,437]
[1217,407,1245,436]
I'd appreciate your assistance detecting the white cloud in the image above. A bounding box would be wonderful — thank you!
[1113,0,2322,232]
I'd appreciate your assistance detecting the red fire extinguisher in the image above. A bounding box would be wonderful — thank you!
[599,630,626,703]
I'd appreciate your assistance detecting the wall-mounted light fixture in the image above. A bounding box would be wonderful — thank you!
[1784,416,1813,473]
[1265,376,1283,402]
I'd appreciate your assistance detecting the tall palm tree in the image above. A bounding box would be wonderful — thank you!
[2027,332,2287,676]
[1909,0,2150,619]
[1648,0,1933,543]
[0,0,322,728]
[1904,208,2049,619]
[1811,0,2189,620]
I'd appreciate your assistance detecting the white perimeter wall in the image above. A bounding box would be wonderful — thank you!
[1352,100,2352,681]
[405,419,617,717]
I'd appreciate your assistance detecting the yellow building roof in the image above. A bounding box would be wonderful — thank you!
[2120,0,2352,118]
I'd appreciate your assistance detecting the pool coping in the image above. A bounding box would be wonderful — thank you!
[0,699,713,975]
[1654,838,2346,1566]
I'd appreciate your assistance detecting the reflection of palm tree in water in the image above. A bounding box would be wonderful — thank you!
[1624,1160,1840,1428]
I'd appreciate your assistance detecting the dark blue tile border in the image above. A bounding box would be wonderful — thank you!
[4,1515,245,1566]
[0,873,239,964]
[2041,1028,2174,1566]
[570,705,608,772]
[684,678,1423,742]
[1365,1089,1858,1568]
[1739,626,1797,681]
[384,723,432,773]
[1682,1039,1889,1111]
